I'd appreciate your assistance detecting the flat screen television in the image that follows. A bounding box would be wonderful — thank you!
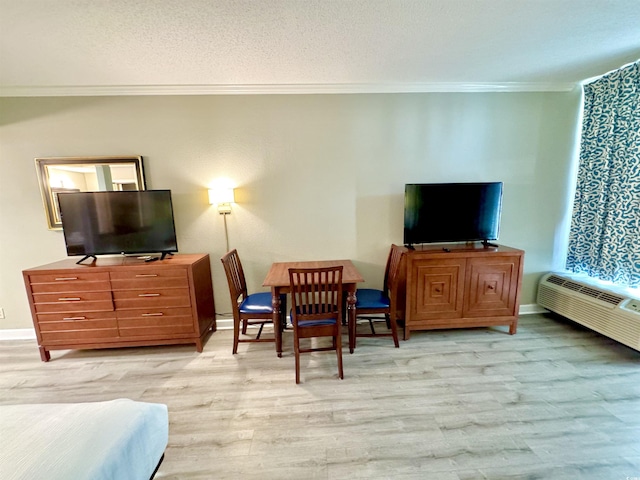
[58,190,178,263]
[404,182,503,247]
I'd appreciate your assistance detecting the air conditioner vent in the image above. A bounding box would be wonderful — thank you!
[580,286,602,299]
[563,281,583,292]
[600,293,625,306]
[546,275,566,286]
[538,272,640,352]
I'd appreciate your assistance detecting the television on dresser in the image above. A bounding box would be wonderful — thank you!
[403,182,503,247]
[58,190,178,263]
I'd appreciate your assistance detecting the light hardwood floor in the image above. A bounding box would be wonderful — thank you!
[2,313,640,479]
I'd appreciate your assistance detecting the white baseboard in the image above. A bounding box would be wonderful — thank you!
[0,305,548,341]
[215,317,233,330]
[519,304,548,315]
[0,329,36,340]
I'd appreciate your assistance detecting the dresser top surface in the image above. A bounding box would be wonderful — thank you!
[407,243,524,255]
[23,253,209,273]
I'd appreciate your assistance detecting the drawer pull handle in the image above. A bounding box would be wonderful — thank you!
[55,277,78,281]
[136,274,158,277]
[63,316,86,321]
[142,313,164,317]
[58,297,81,301]
[138,293,160,297]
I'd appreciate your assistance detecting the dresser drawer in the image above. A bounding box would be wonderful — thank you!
[32,291,114,314]
[117,307,195,336]
[38,312,117,331]
[37,311,118,343]
[40,327,119,344]
[113,288,191,309]
[28,272,111,294]
[110,268,189,290]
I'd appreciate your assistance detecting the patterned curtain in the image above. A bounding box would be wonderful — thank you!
[566,60,640,287]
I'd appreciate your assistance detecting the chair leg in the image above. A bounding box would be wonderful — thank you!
[368,318,376,334]
[232,317,241,354]
[256,322,264,339]
[294,330,301,384]
[335,331,344,380]
[242,318,248,335]
[390,316,399,348]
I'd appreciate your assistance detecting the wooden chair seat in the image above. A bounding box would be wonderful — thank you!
[239,292,274,314]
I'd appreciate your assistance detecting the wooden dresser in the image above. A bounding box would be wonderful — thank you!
[22,254,216,361]
[404,243,524,339]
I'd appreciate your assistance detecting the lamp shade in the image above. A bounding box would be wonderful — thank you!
[208,187,235,205]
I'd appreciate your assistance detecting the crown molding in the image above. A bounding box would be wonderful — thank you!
[0,82,577,97]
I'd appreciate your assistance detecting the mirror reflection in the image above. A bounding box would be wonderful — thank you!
[35,156,146,230]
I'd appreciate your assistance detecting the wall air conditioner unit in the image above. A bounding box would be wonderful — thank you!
[537,272,640,352]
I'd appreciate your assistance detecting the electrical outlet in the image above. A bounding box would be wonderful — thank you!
[0,308,4,319]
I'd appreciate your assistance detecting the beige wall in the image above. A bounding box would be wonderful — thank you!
[0,91,582,329]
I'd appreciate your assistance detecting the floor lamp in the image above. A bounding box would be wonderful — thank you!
[208,187,235,252]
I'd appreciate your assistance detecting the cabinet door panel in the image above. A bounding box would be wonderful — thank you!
[410,259,465,320]
[465,256,519,317]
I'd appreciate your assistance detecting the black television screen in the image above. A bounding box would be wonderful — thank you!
[404,182,503,246]
[58,190,178,259]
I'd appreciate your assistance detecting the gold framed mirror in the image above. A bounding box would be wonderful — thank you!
[35,156,146,230]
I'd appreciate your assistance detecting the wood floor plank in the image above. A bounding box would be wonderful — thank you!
[1,313,639,479]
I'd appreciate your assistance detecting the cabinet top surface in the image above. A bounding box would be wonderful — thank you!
[23,253,209,273]
[408,243,524,255]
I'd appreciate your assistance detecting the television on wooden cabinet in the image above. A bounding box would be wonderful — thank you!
[58,190,178,263]
[403,182,503,247]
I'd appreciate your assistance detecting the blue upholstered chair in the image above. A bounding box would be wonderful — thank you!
[289,266,344,384]
[353,244,407,351]
[221,249,284,354]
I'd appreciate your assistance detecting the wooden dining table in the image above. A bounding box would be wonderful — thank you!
[262,259,364,357]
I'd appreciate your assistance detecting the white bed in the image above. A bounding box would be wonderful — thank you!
[0,399,168,480]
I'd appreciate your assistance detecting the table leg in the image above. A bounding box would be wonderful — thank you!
[347,286,357,354]
[271,287,283,357]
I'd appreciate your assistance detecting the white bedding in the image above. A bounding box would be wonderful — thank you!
[0,399,168,480]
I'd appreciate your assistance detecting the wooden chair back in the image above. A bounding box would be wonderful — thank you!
[386,244,408,318]
[288,265,344,383]
[220,249,248,305]
[289,266,344,325]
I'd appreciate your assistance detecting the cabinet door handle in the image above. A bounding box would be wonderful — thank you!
[142,313,164,317]
[55,277,78,281]
[138,293,160,297]
[63,316,86,320]
[136,274,158,277]
[58,297,81,301]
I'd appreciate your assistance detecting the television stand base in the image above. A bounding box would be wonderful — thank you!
[482,240,499,248]
[76,255,97,265]
[160,252,174,260]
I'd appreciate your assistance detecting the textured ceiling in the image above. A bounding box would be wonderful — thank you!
[1,0,639,96]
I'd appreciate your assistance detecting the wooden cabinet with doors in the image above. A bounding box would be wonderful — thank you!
[23,254,216,361]
[404,244,524,339]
